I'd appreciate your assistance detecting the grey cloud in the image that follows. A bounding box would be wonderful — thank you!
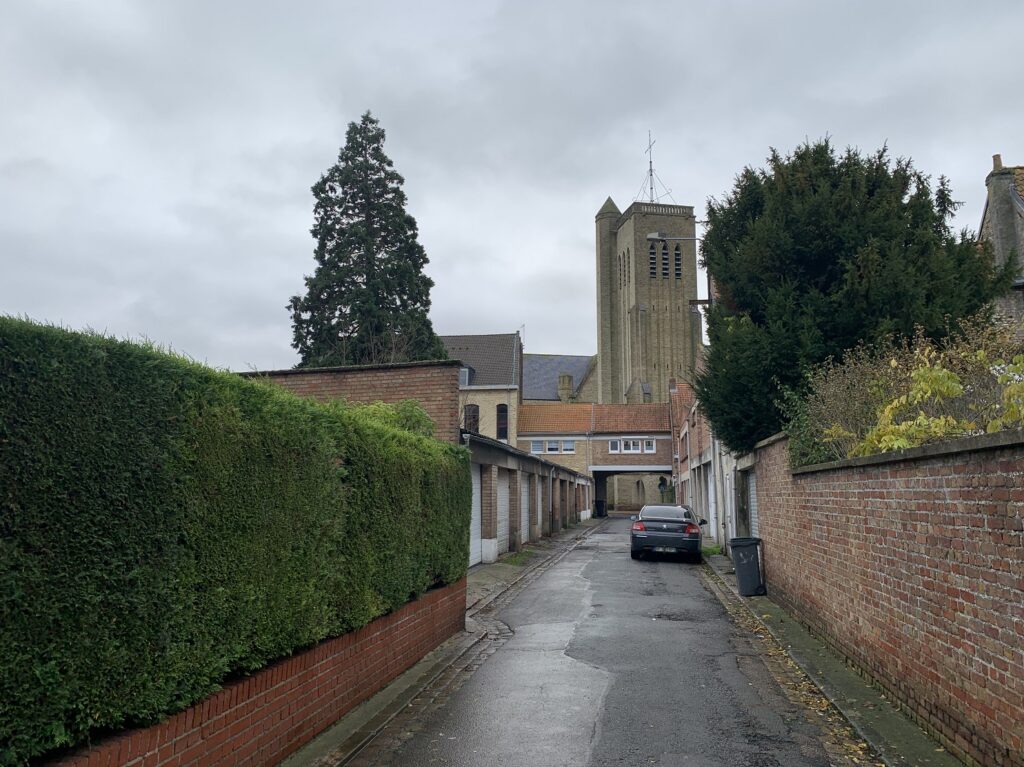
[2,0,1022,370]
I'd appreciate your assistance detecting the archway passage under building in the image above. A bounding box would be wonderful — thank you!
[592,467,673,515]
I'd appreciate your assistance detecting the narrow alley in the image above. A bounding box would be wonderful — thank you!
[311,519,869,767]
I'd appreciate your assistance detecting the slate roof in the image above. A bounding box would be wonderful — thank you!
[518,403,670,435]
[523,354,595,400]
[440,333,520,386]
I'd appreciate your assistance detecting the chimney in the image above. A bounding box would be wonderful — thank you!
[557,374,574,403]
[994,154,1003,171]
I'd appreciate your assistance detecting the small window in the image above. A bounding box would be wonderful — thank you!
[609,439,620,453]
[530,440,544,454]
[674,244,682,279]
[459,367,470,386]
[496,404,508,440]
[661,244,669,278]
[643,439,656,453]
[464,404,479,432]
[648,243,657,277]
[562,440,575,454]
[622,439,642,453]
[546,440,560,453]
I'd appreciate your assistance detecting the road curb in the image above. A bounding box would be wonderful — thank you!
[702,557,962,767]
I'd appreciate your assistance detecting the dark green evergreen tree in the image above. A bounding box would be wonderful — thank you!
[696,140,1012,453]
[289,111,446,367]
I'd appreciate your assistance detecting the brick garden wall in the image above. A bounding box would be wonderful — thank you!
[753,432,1023,767]
[49,579,466,767]
[246,361,462,444]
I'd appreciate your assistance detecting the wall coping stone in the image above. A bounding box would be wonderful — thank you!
[790,427,1024,476]
[239,359,461,377]
[753,431,788,450]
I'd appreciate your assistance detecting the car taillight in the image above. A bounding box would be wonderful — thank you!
[631,521,646,532]
[684,522,699,534]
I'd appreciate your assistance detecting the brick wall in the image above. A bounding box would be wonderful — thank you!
[49,579,466,767]
[247,361,461,444]
[754,433,1024,767]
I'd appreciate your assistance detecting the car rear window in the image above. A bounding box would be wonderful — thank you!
[640,505,692,520]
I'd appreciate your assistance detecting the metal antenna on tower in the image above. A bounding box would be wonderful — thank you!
[645,131,656,203]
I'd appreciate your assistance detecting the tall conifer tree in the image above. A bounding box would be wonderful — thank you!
[289,112,446,367]
[696,140,1012,453]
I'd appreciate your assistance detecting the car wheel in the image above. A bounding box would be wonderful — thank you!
[690,551,703,564]
[630,549,641,560]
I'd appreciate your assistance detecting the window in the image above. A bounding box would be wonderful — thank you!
[546,440,560,453]
[562,440,575,454]
[459,367,470,386]
[674,244,682,279]
[643,438,656,453]
[661,243,669,278]
[530,440,544,454]
[648,243,657,277]
[609,439,621,453]
[496,404,508,440]
[622,439,642,453]
[463,404,479,432]
[626,248,630,285]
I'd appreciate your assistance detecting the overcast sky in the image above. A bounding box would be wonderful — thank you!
[3,1,1022,371]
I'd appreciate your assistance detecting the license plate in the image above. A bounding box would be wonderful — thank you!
[653,546,677,553]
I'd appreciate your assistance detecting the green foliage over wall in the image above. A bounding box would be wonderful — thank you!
[782,317,1024,466]
[0,318,470,765]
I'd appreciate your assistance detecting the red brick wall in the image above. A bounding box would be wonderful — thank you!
[754,435,1023,767]
[49,579,466,767]
[249,362,461,444]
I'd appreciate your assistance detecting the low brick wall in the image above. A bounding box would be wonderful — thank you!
[753,433,1023,767]
[244,360,462,444]
[49,579,466,767]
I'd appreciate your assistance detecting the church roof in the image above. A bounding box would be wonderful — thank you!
[523,354,594,400]
[596,197,620,218]
[440,333,520,386]
[518,403,670,435]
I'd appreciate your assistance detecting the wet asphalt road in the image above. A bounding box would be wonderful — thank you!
[350,519,829,767]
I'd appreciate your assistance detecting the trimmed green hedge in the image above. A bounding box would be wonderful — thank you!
[0,319,470,765]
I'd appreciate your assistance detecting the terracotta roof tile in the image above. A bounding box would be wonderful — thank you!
[669,382,696,429]
[518,402,670,434]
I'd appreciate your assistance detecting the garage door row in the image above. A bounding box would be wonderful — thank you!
[466,434,592,567]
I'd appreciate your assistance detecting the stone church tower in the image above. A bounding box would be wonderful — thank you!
[595,199,701,404]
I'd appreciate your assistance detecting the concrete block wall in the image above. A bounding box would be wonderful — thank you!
[248,362,461,444]
[47,579,467,767]
[753,433,1024,767]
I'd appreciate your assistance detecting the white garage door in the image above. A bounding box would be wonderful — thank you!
[520,475,530,546]
[749,471,759,538]
[469,463,482,566]
[537,477,543,532]
[497,468,510,555]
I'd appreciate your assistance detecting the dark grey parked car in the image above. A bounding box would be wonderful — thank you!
[630,504,707,562]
